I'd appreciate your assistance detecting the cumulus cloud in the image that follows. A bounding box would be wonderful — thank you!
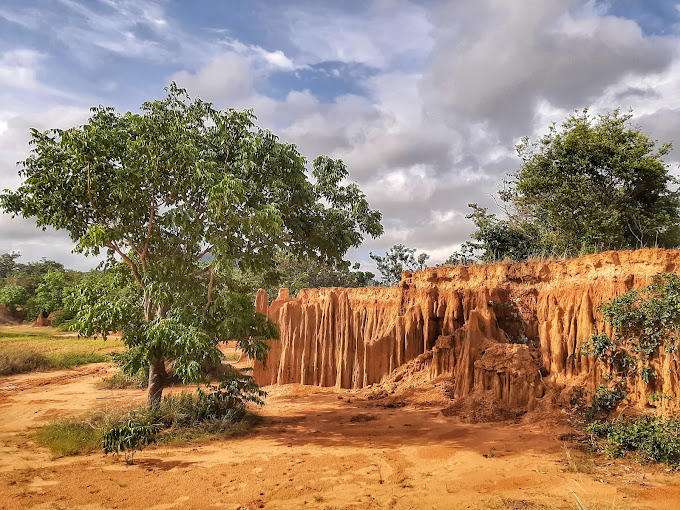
[422,0,676,140]
[282,0,433,69]
[170,53,255,103]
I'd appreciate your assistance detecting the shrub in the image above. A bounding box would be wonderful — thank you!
[588,385,627,421]
[35,422,101,457]
[37,370,265,459]
[102,420,157,464]
[569,384,627,421]
[588,415,680,468]
[582,272,680,384]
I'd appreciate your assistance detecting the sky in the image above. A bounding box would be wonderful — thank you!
[1,0,680,271]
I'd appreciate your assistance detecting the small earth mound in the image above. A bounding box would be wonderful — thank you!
[441,392,522,423]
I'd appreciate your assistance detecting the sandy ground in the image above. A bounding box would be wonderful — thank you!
[0,366,679,509]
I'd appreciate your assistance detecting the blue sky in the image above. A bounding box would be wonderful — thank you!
[1,0,680,270]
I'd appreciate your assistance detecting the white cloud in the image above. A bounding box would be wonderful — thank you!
[422,0,675,140]
[0,49,43,89]
[170,53,255,104]
[283,0,433,69]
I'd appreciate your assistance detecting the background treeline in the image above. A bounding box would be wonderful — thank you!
[0,251,377,322]
[0,252,82,323]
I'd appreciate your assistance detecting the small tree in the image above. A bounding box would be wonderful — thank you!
[0,252,20,279]
[502,108,680,255]
[464,203,541,262]
[32,270,71,317]
[0,285,28,312]
[369,244,429,286]
[1,84,382,405]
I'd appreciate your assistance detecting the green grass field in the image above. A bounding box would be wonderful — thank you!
[0,326,125,376]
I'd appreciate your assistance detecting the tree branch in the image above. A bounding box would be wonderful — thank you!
[204,267,215,315]
[141,202,156,272]
[105,241,145,289]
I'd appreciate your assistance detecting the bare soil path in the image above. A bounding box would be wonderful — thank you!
[0,366,679,509]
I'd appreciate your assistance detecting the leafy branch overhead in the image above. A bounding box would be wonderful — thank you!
[0,83,383,405]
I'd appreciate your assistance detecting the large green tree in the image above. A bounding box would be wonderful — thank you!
[502,109,680,255]
[1,84,383,404]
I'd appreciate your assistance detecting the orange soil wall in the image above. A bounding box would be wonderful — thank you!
[253,249,680,411]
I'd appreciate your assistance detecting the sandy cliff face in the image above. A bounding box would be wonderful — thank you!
[253,249,680,412]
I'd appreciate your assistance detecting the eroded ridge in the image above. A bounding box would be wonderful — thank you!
[253,249,680,412]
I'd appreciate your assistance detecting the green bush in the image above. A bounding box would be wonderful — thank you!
[582,273,680,383]
[102,420,157,464]
[588,415,680,468]
[588,385,627,421]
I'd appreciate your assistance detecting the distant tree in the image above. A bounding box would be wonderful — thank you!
[370,244,429,286]
[441,245,477,266]
[464,204,541,262]
[0,252,20,278]
[502,108,680,254]
[1,84,382,405]
[237,252,376,298]
[0,285,28,312]
[31,270,77,317]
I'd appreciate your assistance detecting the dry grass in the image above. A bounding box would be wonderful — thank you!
[0,326,124,376]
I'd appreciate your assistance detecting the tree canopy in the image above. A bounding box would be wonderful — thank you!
[1,84,383,404]
[500,109,680,256]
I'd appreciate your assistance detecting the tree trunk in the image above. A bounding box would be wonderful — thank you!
[147,356,167,406]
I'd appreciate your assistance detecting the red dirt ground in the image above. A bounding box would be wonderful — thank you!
[1,364,679,509]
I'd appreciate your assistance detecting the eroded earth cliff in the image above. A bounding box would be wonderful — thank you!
[253,249,680,414]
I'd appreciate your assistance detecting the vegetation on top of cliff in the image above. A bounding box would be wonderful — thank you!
[457,109,680,263]
[236,251,377,297]
[370,244,430,286]
[0,83,383,406]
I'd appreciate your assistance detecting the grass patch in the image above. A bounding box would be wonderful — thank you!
[98,369,148,389]
[0,325,124,376]
[35,390,261,458]
[223,351,241,362]
[35,422,102,457]
[0,349,112,376]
